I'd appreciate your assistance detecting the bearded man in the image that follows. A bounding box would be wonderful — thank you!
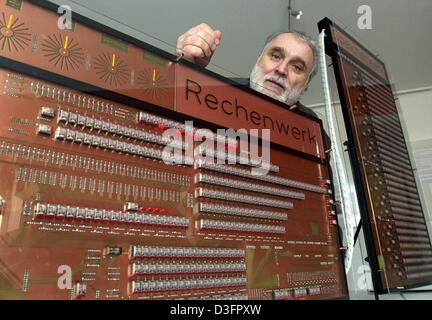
[176,23,319,118]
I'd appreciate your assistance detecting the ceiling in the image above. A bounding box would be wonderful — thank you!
[49,0,432,105]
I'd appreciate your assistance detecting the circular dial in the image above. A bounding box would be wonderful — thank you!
[42,34,84,70]
[0,12,31,52]
[94,52,130,87]
[138,68,169,100]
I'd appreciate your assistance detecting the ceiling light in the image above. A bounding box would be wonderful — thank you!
[291,10,303,20]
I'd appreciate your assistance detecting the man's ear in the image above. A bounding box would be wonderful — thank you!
[303,77,311,92]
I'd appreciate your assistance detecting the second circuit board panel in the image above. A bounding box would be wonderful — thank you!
[0,0,348,300]
[319,18,432,293]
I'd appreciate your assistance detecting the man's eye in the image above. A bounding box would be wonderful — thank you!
[271,53,281,60]
[293,65,303,72]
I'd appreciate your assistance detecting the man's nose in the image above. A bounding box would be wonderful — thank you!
[275,60,289,77]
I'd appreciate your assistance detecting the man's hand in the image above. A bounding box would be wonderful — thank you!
[176,23,222,67]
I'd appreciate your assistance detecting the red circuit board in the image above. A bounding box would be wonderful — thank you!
[0,0,348,300]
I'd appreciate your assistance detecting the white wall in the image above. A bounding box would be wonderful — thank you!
[398,87,432,142]
[398,88,432,229]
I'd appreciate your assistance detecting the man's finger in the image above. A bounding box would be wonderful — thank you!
[181,34,213,58]
[182,44,205,60]
[193,23,218,40]
[214,30,222,45]
[189,23,220,48]
[176,23,221,67]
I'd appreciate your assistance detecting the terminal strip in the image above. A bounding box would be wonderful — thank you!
[195,160,328,194]
[57,109,187,150]
[55,127,193,165]
[195,173,305,200]
[130,275,247,293]
[129,245,245,259]
[197,202,288,221]
[195,187,294,209]
[197,219,286,234]
[196,145,279,173]
[137,111,237,146]
[130,261,246,275]
[33,203,189,228]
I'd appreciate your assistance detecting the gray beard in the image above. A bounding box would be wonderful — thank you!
[249,63,306,106]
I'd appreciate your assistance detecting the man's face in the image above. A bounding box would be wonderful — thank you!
[249,33,314,105]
